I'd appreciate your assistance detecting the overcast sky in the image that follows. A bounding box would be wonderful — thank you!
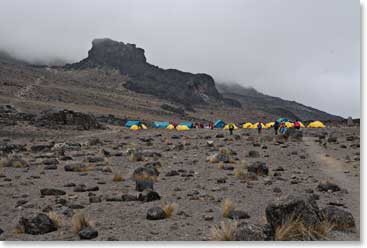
[0,0,360,117]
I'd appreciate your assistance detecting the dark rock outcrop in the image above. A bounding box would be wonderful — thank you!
[66,38,222,106]
[18,213,57,235]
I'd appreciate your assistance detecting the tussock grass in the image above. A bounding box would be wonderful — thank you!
[71,213,92,233]
[222,199,235,218]
[209,221,238,241]
[112,173,123,182]
[162,202,178,218]
[47,211,63,228]
[274,216,335,241]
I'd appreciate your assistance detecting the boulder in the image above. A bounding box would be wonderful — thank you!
[265,195,322,232]
[234,222,266,241]
[40,188,66,196]
[248,150,260,158]
[317,181,341,192]
[18,213,57,235]
[247,161,269,176]
[137,190,161,202]
[227,210,250,220]
[321,206,356,231]
[146,207,166,220]
[79,226,98,239]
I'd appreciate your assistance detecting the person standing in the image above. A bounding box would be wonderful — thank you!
[228,123,234,135]
[274,121,279,135]
[257,121,263,135]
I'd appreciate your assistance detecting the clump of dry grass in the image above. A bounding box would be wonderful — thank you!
[209,221,238,241]
[47,211,63,228]
[133,172,157,182]
[234,165,246,178]
[162,202,178,218]
[112,173,123,182]
[222,199,235,218]
[274,216,335,241]
[71,213,92,233]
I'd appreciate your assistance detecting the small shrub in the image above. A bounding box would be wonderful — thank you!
[71,213,92,234]
[47,211,63,228]
[222,199,234,218]
[209,221,238,241]
[162,202,178,218]
[112,173,123,182]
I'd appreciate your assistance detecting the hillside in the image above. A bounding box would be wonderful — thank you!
[0,38,342,123]
[217,83,342,121]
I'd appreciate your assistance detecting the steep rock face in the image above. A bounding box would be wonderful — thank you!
[66,38,222,106]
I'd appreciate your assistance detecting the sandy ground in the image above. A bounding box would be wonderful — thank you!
[0,125,360,241]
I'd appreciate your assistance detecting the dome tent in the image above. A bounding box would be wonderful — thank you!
[242,122,253,129]
[166,124,175,130]
[176,125,190,131]
[265,122,275,128]
[223,123,238,130]
[307,121,326,128]
[130,125,141,131]
[179,122,194,128]
[153,121,170,128]
[125,120,141,128]
[214,120,225,128]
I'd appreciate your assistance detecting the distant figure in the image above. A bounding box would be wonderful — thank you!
[257,121,263,135]
[209,122,214,130]
[279,122,287,134]
[228,123,234,135]
[274,121,279,135]
[294,120,301,130]
[172,122,177,128]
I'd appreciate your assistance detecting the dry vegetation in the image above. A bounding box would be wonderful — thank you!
[47,212,63,228]
[71,213,92,234]
[274,216,335,241]
[222,199,235,218]
[112,173,123,182]
[162,202,178,218]
[209,221,238,241]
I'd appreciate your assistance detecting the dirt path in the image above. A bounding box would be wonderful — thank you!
[303,137,360,237]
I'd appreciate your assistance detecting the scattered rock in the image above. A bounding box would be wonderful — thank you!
[234,222,266,241]
[79,226,98,240]
[146,207,166,220]
[321,206,356,232]
[40,188,66,196]
[247,161,269,176]
[18,213,57,235]
[317,181,341,192]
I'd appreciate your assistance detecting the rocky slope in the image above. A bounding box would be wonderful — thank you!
[217,83,342,121]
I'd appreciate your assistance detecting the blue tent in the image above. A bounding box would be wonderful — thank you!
[125,120,141,127]
[275,118,290,124]
[179,122,194,128]
[153,121,170,128]
[214,119,225,128]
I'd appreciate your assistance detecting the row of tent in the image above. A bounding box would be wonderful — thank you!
[125,119,326,130]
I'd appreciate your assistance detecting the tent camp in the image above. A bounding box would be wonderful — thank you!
[153,121,170,128]
[251,122,265,129]
[285,122,294,128]
[214,120,225,128]
[307,121,326,128]
[179,122,194,128]
[223,123,239,130]
[130,125,141,131]
[265,122,275,128]
[176,125,190,131]
[242,122,253,129]
[166,124,175,130]
[125,120,141,128]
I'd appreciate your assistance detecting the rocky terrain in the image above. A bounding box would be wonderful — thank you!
[0,112,360,240]
[0,38,359,241]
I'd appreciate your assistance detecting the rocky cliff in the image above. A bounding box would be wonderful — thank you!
[66,38,222,106]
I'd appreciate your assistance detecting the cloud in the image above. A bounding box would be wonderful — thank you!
[0,0,360,117]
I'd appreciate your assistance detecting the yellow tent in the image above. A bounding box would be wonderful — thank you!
[307,121,326,128]
[223,123,238,130]
[251,122,265,129]
[176,125,190,131]
[299,122,305,128]
[141,124,148,129]
[242,122,253,128]
[285,122,294,128]
[166,124,175,130]
[265,122,275,128]
[130,125,141,131]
